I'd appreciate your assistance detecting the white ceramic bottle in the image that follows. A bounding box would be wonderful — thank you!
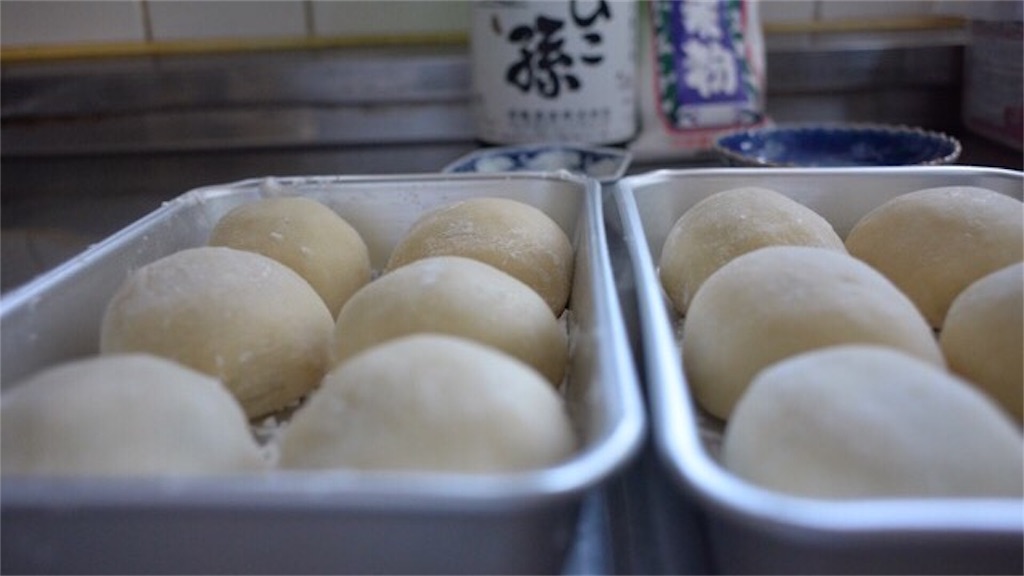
[470,0,638,146]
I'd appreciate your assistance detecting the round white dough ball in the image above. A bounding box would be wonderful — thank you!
[100,246,335,419]
[386,197,574,315]
[845,186,1024,328]
[660,187,846,314]
[333,256,568,385]
[682,246,944,420]
[279,334,576,472]
[723,345,1024,499]
[1,354,266,476]
[940,262,1024,424]
[208,196,371,318]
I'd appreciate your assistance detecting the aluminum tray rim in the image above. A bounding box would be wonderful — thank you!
[615,165,1024,536]
[1,171,646,513]
[624,164,1024,186]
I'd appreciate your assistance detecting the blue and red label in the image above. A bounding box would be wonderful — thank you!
[651,0,763,130]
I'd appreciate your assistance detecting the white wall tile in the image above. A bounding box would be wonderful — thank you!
[1,0,145,46]
[147,0,307,41]
[759,0,816,24]
[818,0,936,21]
[311,0,469,37]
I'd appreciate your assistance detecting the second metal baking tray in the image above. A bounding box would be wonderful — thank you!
[613,166,1023,574]
[1,172,645,574]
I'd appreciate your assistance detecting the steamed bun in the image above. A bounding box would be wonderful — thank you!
[1,354,266,476]
[208,196,371,318]
[682,246,944,420]
[279,335,576,472]
[845,186,1023,328]
[100,246,334,418]
[723,345,1023,499]
[940,262,1024,423]
[660,187,846,314]
[386,197,574,315]
[333,256,567,385]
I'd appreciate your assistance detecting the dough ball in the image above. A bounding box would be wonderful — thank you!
[333,256,567,385]
[845,186,1024,328]
[682,246,944,420]
[660,187,845,314]
[100,246,335,419]
[723,345,1023,499]
[385,197,574,315]
[279,334,576,472]
[208,196,371,318]
[940,262,1024,423]
[1,354,266,476]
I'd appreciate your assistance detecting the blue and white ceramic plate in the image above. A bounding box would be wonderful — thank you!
[714,123,962,168]
[443,143,633,183]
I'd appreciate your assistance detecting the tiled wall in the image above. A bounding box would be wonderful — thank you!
[1,1,958,54]
[759,0,941,24]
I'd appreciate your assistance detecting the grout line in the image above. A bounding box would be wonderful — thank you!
[140,0,154,42]
[303,0,316,38]
[0,33,471,64]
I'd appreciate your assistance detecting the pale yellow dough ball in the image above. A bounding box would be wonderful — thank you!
[386,197,574,315]
[279,334,576,472]
[208,196,371,318]
[660,187,845,314]
[333,256,568,385]
[940,262,1024,424]
[682,246,944,420]
[845,186,1023,328]
[723,345,1023,499]
[1,354,266,476]
[100,246,335,419]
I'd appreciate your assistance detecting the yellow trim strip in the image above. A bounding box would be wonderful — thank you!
[763,15,966,35]
[0,32,469,64]
[0,15,966,64]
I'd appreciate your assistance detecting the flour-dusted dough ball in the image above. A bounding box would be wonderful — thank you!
[208,196,371,318]
[940,263,1024,424]
[386,197,574,315]
[723,345,1024,499]
[280,335,576,472]
[100,246,335,419]
[1,354,266,476]
[333,256,567,385]
[660,187,845,314]
[845,186,1024,328]
[682,246,944,420]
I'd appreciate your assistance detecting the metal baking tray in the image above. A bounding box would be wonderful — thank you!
[613,166,1024,574]
[1,172,645,574]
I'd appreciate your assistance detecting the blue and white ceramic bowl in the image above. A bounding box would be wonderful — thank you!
[444,143,632,183]
[714,123,962,168]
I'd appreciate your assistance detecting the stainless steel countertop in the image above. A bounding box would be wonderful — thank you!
[2,33,969,157]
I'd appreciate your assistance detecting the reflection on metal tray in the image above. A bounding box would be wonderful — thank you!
[0,172,645,574]
[614,166,1023,574]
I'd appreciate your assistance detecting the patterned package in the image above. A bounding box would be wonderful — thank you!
[631,0,767,160]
